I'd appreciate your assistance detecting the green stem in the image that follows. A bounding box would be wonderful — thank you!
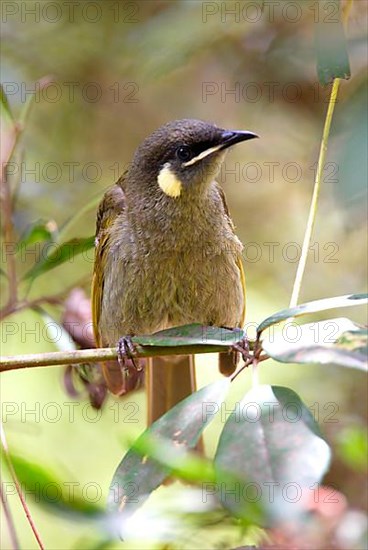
[289,0,353,307]
[289,78,341,308]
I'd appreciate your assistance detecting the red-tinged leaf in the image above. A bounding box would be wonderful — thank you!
[262,318,367,371]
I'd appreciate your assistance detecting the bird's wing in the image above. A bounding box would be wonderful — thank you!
[91,176,126,347]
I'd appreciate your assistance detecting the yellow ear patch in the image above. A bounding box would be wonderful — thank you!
[158,163,182,198]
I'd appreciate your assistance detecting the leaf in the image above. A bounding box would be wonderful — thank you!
[314,0,351,85]
[131,434,217,483]
[336,426,368,471]
[57,194,102,243]
[37,309,77,352]
[134,324,245,347]
[23,236,95,280]
[257,293,368,335]
[7,454,103,516]
[262,318,367,371]
[108,379,230,516]
[18,76,54,127]
[17,219,58,250]
[0,83,14,122]
[214,385,331,520]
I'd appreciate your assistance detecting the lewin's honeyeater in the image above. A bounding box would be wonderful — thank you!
[92,119,258,424]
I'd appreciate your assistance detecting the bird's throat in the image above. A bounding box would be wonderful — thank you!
[157,163,182,198]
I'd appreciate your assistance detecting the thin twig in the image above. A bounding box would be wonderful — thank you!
[0,423,45,550]
[0,276,91,321]
[0,77,53,317]
[0,342,257,372]
[1,128,20,309]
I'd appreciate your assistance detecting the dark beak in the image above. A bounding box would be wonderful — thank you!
[220,130,259,150]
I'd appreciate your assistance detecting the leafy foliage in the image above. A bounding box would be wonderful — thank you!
[23,236,95,281]
[1,2,367,548]
[108,379,230,517]
[262,317,367,370]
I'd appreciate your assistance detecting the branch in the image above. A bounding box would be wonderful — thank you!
[0,343,247,372]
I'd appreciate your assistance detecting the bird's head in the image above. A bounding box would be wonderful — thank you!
[127,119,258,199]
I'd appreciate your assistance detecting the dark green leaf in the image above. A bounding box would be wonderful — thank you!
[262,318,367,371]
[214,385,331,520]
[134,324,245,347]
[23,236,95,280]
[257,294,368,335]
[108,379,230,516]
[314,0,351,85]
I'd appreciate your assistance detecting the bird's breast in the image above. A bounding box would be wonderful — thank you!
[99,203,244,343]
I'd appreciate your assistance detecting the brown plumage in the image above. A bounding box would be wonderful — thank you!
[92,119,257,422]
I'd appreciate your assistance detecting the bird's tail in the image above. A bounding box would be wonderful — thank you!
[146,355,196,425]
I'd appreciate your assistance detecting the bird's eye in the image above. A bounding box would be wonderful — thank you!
[176,145,192,162]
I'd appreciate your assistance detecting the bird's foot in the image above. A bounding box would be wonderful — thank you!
[231,337,252,364]
[117,336,143,392]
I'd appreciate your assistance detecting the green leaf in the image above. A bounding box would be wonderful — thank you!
[0,83,14,122]
[23,236,95,280]
[108,379,230,516]
[18,76,54,127]
[257,294,368,335]
[7,454,103,516]
[336,426,368,471]
[134,324,245,347]
[214,385,331,520]
[130,435,265,526]
[262,318,367,371]
[17,219,58,250]
[314,0,351,85]
[131,434,217,483]
[57,194,102,243]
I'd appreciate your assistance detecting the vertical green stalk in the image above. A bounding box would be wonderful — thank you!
[289,79,341,307]
[289,0,353,307]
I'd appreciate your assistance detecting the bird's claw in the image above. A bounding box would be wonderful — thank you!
[117,336,137,363]
[117,336,143,386]
[231,337,251,364]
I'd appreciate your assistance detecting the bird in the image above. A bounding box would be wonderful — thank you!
[91,119,258,425]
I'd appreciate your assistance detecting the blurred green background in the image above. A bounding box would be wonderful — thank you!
[1,1,367,548]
